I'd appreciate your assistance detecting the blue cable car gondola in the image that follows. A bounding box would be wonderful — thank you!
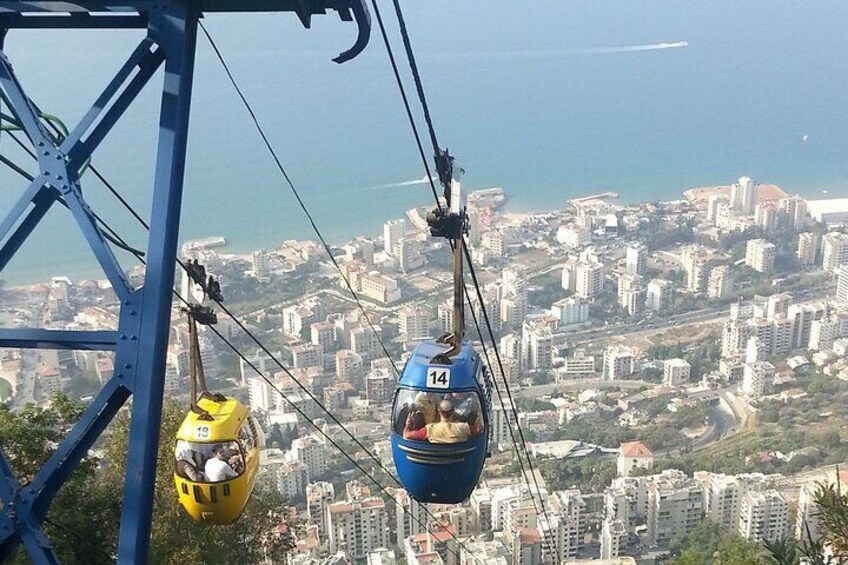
[391,341,490,504]
[391,152,494,503]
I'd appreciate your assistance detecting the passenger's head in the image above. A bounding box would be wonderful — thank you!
[212,444,227,459]
[437,399,455,421]
[409,410,425,431]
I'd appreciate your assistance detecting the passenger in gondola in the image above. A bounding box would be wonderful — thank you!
[175,444,202,481]
[403,399,482,444]
[414,391,440,424]
[205,444,239,482]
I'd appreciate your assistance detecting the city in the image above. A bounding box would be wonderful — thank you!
[4,175,848,563]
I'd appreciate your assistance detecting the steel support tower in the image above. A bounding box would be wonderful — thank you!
[0,1,369,562]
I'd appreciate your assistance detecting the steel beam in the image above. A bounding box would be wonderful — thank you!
[116,3,197,562]
[0,329,118,350]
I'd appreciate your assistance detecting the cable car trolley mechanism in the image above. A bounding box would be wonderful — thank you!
[391,152,494,504]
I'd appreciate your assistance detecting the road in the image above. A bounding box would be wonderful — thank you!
[515,379,651,398]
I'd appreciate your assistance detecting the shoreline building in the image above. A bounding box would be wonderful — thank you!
[822,232,848,272]
[796,232,817,266]
[731,176,758,215]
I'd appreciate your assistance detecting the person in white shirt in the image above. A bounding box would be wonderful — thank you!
[204,444,239,482]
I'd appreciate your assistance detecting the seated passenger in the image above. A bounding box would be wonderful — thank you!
[414,391,439,424]
[449,392,479,424]
[175,445,201,481]
[403,399,482,444]
[204,444,239,482]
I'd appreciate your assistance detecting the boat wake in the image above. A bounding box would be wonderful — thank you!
[569,41,688,55]
[373,175,434,189]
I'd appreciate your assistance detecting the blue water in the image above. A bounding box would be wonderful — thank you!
[1,0,847,284]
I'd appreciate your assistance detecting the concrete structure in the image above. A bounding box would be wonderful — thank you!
[806,198,848,225]
[575,261,605,300]
[700,472,770,532]
[625,244,647,276]
[663,359,691,386]
[731,176,758,215]
[742,361,775,399]
[383,218,407,257]
[551,296,589,327]
[796,232,817,266]
[328,495,389,561]
[647,470,703,547]
[399,306,431,342]
[745,239,776,273]
[780,196,808,232]
[600,519,627,559]
[708,194,730,226]
[617,441,654,478]
[809,317,840,352]
[617,274,642,317]
[603,346,634,380]
[822,232,848,272]
[737,490,789,544]
[646,279,672,312]
[755,201,779,233]
[556,223,591,248]
[838,268,848,306]
[707,265,731,300]
[307,482,335,550]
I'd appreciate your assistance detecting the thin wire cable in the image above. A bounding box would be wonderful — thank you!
[0,146,482,564]
[197,21,398,377]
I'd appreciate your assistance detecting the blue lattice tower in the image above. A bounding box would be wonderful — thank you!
[0,2,369,563]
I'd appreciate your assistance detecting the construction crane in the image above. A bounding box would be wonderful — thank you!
[0,1,369,563]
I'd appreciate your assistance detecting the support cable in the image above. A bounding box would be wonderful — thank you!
[197,21,398,377]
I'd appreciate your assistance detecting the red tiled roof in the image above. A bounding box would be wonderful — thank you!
[620,440,653,458]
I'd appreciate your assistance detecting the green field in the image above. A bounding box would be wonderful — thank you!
[0,378,11,402]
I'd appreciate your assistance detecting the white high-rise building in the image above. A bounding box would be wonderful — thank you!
[328,493,389,560]
[251,248,271,280]
[393,489,429,542]
[755,201,779,233]
[603,345,634,380]
[742,361,775,399]
[617,273,642,317]
[745,239,776,273]
[646,279,672,312]
[521,321,553,371]
[701,472,770,532]
[540,490,585,562]
[780,196,808,232]
[707,265,731,299]
[822,232,848,272]
[575,261,605,299]
[551,296,589,327]
[738,490,789,544]
[838,267,848,305]
[708,194,731,226]
[491,400,517,451]
[625,243,648,276]
[383,218,407,257]
[292,435,328,480]
[796,232,817,266]
[398,306,431,341]
[647,470,704,547]
[731,176,758,215]
[681,246,710,293]
[809,317,840,352]
[600,519,626,559]
[307,482,335,550]
[795,484,822,544]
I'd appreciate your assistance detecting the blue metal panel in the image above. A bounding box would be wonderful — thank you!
[0,329,118,350]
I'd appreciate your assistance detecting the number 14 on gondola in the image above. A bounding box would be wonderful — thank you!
[426,367,451,389]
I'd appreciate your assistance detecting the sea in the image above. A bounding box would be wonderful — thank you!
[1,0,847,285]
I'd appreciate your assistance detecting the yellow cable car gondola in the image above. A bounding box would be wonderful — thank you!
[173,268,261,524]
[174,396,261,524]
